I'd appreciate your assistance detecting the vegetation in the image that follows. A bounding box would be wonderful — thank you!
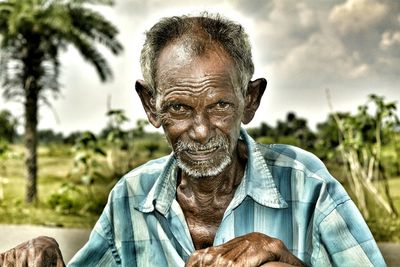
[330,94,398,219]
[0,94,399,242]
[0,127,170,227]
[0,109,17,142]
[0,0,123,203]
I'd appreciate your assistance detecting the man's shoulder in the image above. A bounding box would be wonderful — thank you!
[109,155,171,199]
[256,143,326,175]
[256,143,350,211]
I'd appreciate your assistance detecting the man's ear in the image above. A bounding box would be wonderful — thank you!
[135,80,161,128]
[242,78,267,124]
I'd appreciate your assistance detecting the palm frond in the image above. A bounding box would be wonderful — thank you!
[1,0,122,96]
[68,5,122,54]
[69,28,112,81]
[69,0,114,6]
[0,1,15,13]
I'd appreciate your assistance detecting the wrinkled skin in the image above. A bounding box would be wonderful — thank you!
[0,236,65,267]
[185,232,306,267]
[136,37,306,266]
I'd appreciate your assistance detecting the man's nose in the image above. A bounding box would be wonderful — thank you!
[189,113,211,145]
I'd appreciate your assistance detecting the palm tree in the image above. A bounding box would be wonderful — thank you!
[0,0,123,203]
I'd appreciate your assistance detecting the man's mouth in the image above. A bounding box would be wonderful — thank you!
[184,146,219,160]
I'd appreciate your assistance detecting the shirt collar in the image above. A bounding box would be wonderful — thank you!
[136,154,178,215]
[231,128,288,210]
[137,128,287,215]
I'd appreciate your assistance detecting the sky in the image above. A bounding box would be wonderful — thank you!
[1,0,399,135]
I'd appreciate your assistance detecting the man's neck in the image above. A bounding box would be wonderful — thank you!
[176,140,248,205]
[176,140,248,249]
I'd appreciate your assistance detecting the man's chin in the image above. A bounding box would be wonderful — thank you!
[176,156,232,178]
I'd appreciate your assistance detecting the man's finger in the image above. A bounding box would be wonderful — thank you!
[260,262,297,267]
[3,249,16,267]
[16,247,29,267]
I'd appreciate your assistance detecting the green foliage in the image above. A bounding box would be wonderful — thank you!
[256,136,274,145]
[247,112,316,151]
[0,144,98,227]
[106,109,129,128]
[46,111,169,215]
[48,181,108,215]
[38,129,64,144]
[368,219,400,243]
[0,139,10,200]
[0,0,123,95]
[44,143,72,157]
[330,94,399,218]
[315,113,349,160]
[0,0,123,203]
[63,131,84,145]
[70,131,106,187]
[365,177,400,241]
[0,138,9,158]
[248,94,400,221]
[45,131,110,214]
[104,108,131,148]
[135,136,171,158]
[247,122,274,140]
[48,182,82,214]
[0,109,18,142]
[102,108,136,177]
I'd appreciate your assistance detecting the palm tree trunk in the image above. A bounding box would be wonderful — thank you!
[24,81,38,203]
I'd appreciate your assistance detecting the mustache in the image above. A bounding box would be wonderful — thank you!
[174,135,229,153]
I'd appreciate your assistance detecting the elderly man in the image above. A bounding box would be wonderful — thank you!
[1,13,386,267]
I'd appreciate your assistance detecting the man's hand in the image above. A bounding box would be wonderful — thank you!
[185,232,306,267]
[0,236,65,267]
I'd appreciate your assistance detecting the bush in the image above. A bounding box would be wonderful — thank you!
[47,183,82,214]
[367,217,400,242]
[256,136,274,145]
[48,193,79,214]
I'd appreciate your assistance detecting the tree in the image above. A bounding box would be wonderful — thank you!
[246,122,274,140]
[275,112,316,150]
[103,108,131,176]
[0,109,17,142]
[315,112,349,160]
[330,94,399,218]
[0,0,123,203]
[38,129,63,144]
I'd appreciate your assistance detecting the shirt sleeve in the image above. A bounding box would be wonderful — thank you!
[67,206,121,267]
[312,199,387,267]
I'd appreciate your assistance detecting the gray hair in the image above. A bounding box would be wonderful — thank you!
[140,12,254,96]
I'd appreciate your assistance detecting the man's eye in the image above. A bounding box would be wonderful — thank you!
[169,104,186,112]
[216,101,231,109]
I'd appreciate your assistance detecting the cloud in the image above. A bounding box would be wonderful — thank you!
[249,0,400,92]
[328,0,400,63]
[273,32,371,88]
[249,1,319,65]
[230,0,275,18]
[3,0,398,134]
[68,0,400,131]
[329,0,388,35]
[380,31,400,49]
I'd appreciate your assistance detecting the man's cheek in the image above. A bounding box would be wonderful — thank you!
[212,115,241,133]
[162,119,192,142]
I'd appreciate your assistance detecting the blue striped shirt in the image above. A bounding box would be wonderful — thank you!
[68,128,386,266]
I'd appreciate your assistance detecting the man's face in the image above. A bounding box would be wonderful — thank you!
[155,41,245,178]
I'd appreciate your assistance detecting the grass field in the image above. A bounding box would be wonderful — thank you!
[0,145,110,228]
[367,177,400,242]
[0,144,400,242]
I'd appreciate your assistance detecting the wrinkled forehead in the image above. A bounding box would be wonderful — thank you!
[154,37,241,93]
